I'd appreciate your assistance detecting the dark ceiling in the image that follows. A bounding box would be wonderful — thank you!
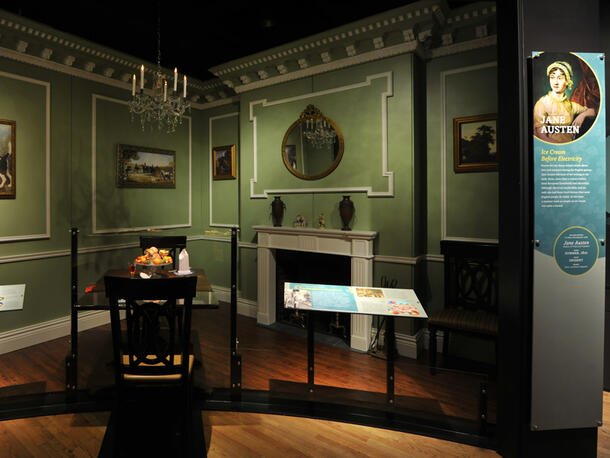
[3,1,473,82]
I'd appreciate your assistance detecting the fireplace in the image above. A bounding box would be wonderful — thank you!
[253,225,377,351]
[275,249,351,342]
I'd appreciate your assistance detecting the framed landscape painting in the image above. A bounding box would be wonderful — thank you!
[453,114,498,173]
[116,144,176,188]
[0,120,16,199]
[213,144,236,180]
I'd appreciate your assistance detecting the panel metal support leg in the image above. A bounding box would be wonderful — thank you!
[307,311,315,392]
[386,316,395,405]
[479,382,488,436]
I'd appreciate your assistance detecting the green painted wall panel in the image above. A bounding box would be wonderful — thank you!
[210,113,239,226]
[426,47,498,254]
[445,66,498,239]
[94,97,191,231]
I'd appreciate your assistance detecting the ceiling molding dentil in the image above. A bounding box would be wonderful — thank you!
[209,0,497,93]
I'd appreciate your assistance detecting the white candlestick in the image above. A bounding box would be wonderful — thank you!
[183,75,187,98]
[132,74,136,96]
[164,80,167,101]
[140,65,144,90]
[174,68,178,92]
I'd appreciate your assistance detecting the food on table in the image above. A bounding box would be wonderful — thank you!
[134,246,173,265]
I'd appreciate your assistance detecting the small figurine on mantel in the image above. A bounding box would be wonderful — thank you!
[294,214,307,228]
[318,213,326,229]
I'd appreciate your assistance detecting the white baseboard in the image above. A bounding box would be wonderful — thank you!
[422,328,445,352]
[0,309,112,355]
[373,327,425,359]
[212,285,258,318]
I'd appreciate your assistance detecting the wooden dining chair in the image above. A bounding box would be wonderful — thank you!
[103,275,199,456]
[139,235,187,269]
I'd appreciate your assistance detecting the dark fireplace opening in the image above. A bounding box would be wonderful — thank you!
[276,250,351,343]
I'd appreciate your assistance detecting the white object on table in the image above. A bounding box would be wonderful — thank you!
[178,248,191,274]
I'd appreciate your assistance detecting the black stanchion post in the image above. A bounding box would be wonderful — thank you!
[229,228,242,400]
[65,227,79,395]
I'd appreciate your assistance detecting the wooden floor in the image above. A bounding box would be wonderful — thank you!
[0,410,499,457]
[0,302,608,455]
[1,397,610,457]
[0,302,499,455]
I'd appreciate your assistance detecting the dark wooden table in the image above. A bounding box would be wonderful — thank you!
[75,268,218,310]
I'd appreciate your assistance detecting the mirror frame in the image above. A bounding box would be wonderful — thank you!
[281,106,344,180]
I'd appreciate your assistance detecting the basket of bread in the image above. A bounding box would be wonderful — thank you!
[134,247,173,266]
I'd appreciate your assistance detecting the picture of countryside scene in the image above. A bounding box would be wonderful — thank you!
[459,120,497,165]
[117,146,175,188]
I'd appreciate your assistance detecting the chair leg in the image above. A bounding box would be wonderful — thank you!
[429,328,437,375]
[443,330,450,356]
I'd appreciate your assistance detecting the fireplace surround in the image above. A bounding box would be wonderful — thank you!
[253,225,377,351]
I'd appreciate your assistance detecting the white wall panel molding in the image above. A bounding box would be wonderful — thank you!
[440,61,497,241]
[0,71,50,243]
[209,111,239,228]
[249,73,394,199]
[91,94,192,234]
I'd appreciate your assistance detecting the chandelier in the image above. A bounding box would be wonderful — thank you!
[128,9,190,133]
[299,105,337,149]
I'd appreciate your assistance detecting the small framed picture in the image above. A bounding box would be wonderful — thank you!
[116,144,176,188]
[0,119,16,199]
[453,114,498,173]
[213,144,236,180]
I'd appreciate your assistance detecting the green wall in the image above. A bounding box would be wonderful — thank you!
[426,47,499,255]
[0,44,499,343]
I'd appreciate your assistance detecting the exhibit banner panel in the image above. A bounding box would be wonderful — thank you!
[531,52,605,430]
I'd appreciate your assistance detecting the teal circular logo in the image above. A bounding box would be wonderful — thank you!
[553,226,599,275]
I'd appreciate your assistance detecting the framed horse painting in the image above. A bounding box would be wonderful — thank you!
[0,120,15,199]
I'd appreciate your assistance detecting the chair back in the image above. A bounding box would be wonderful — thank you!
[441,240,498,312]
[139,235,187,269]
[104,275,197,386]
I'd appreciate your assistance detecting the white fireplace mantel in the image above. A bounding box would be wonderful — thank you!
[253,225,377,351]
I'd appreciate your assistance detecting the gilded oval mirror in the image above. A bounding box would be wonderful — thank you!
[282,105,344,180]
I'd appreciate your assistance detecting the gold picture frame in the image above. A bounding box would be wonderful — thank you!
[0,119,16,199]
[213,144,236,180]
[116,144,176,188]
[453,114,498,173]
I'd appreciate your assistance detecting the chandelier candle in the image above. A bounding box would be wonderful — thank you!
[183,75,187,98]
[174,67,177,91]
[140,65,144,89]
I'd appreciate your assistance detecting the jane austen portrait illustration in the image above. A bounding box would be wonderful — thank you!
[533,55,599,144]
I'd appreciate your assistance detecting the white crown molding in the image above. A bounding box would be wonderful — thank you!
[428,35,497,59]
[235,41,420,94]
[0,11,235,105]
[440,61,497,241]
[90,94,193,234]
[209,112,240,228]
[249,72,394,199]
[192,95,240,111]
[0,70,50,243]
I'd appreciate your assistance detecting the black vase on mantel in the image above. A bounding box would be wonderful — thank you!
[339,195,354,231]
[271,196,286,227]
